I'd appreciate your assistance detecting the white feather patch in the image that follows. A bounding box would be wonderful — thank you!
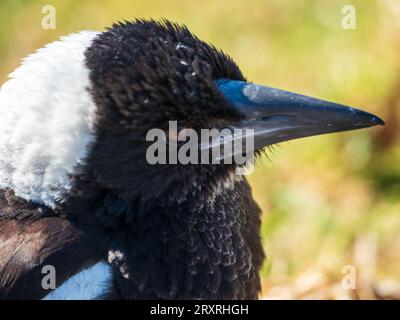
[0,31,99,208]
[43,262,113,300]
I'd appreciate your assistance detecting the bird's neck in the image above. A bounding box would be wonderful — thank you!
[59,174,263,299]
[103,178,263,299]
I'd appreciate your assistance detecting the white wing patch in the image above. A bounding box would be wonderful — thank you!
[43,262,113,300]
[0,31,99,208]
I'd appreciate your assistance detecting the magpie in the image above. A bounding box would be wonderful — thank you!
[0,20,384,300]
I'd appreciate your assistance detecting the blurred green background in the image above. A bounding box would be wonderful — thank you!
[1,0,399,299]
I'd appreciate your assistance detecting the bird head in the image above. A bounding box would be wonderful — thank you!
[80,20,383,204]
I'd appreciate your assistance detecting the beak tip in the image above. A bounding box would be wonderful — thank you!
[370,115,385,127]
[355,108,385,127]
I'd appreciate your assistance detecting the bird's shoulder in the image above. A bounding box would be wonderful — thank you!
[0,190,108,299]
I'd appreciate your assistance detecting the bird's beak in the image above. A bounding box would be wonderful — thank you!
[217,79,384,151]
